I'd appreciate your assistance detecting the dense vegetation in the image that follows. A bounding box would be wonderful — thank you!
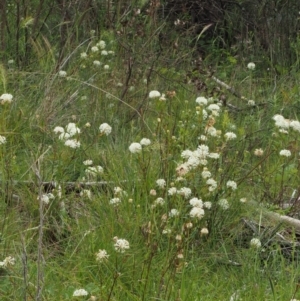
[0,0,300,300]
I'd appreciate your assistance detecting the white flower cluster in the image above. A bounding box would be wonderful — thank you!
[85,165,104,177]
[0,93,13,104]
[0,256,15,267]
[273,114,300,133]
[114,237,130,253]
[53,123,81,148]
[0,135,7,145]
[37,193,55,205]
[96,249,109,262]
[129,138,151,153]
[73,288,88,296]
[99,123,112,135]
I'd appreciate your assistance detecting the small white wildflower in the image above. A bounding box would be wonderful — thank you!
[190,207,205,219]
[240,198,247,203]
[0,256,15,267]
[208,153,220,159]
[150,189,157,196]
[218,199,229,210]
[58,70,67,77]
[8,59,14,64]
[248,100,255,106]
[149,90,161,98]
[101,50,108,55]
[159,93,166,101]
[109,198,121,206]
[80,52,88,59]
[66,123,80,136]
[224,132,237,140]
[204,201,212,209]
[168,187,177,195]
[64,139,80,148]
[97,40,106,49]
[129,142,142,154]
[247,62,255,70]
[206,178,217,191]
[53,126,64,134]
[207,104,221,112]
[254,148,264,156]
[114,238,130,253]
[279,149,291,157]
[206,126,217,137]
[273,114,290,129]
[156,179,166,188]
[181,150,193,159]
[0,93,13,104]
[169,208,179,217]
[83,160,93,166]
[37,194,50,205]
[91,46,99,52]
[80,189,92,199]
[162,228,172,234]
[195,96,208,106]
[290,120,300,132]
[99,123,112,135]
[153,197,165,207]
[103,65,109,70]
[250,238,261,248]
[189,197,203,208]
[93,60,101,67]
[201,228,209,235]
[199,135,207,141]
[59,132,71,140]
[140,138,151,146]
[108,50,115,55]
[73,288,89,297]
[85,166,104,175]
[227,180,237,190]
[178,187,192,199]
[96,249,109,262]
[0,135,7,145]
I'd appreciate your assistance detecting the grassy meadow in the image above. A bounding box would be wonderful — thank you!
[1,19,300,301]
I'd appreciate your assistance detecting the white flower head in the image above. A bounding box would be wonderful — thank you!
[93,60,101,67]
[254,148,264,156]
[204,201,212,209]
[226,180,237,190]
[156,179,166,188]
[247,62,256,70]
[96,249,109,262]
[104,65,110,70]
[0,135,7,145]
[97,40,106,49]
[140,138,151,146]
[168,187,177,195]
[85,166,104,175]
[290,120,300,132]
[224,132,237,141]
[83,160,93,166]
[114,238,130,253]
[0,256,16,267]
[207,104,221,112]
[189,197,203,208]
[91,46,99,52]
[64,139,80,148]
[109,198,121,206]
[73,288,89,297]
[273,114,290,129]
[0,93,13,104]
[190,207,205,219]
[279,149,291,157]
[53,126,64,134]
[218,199,229,210]
[58,70,67,77]
[101,50,108,56]
[129,142,142,154]
[149,90,161,98]
[99,123,112,135]
[248,100,255,106]
[178,187,192,199]
[195,96,208,106]
[169,208,179,217]
[66,123,80,136]
[80,52,88,59]
[250,238,261,248]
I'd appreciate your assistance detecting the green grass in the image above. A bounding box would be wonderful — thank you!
[0,27,300,301]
